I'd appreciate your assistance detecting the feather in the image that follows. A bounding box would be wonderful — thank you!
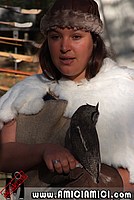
[65,103,101,183]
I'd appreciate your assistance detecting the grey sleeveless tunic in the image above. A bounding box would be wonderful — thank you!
[15,98,123,190]
[16,99,70,187]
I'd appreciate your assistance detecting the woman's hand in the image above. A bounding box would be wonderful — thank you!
[43,143,78,174]
[118,168,134,191]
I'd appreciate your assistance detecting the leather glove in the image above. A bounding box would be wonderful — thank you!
[50,164,123,192]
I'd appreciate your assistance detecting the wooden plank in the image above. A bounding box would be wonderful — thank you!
[0,36,41,48]
[0,68,33,76]
[0,21,33,28]
[0,40,22,46]
[0,5,41,15]
[21,9,41,14]
[0,51,38,63]
[0,36,28,42]
[0,86,9,91]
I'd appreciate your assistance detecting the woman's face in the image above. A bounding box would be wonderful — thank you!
[48,28,93,82]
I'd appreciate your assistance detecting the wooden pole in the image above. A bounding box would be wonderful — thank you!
[0,36,31,42]
[0,40,22,46]
[0,36,41,48]
[0,86,9,91]
[0,51,38,63]
[0,68,33,76]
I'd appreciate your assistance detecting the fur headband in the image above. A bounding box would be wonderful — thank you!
[40,9,103,35]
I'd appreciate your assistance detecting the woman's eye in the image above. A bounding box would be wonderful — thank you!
[49,35,60,40]
[72,35,82,40]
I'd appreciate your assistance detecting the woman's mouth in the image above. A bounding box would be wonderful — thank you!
[59,57,75,65]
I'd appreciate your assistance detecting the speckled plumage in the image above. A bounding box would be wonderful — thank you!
[65,103,101,183]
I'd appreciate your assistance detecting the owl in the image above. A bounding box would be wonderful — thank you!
[65,103,101,183]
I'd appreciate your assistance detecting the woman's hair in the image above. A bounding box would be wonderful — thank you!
[39,32,108,81]
[39,0,108,80]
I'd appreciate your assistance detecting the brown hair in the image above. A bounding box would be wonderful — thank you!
[39,32,108,81]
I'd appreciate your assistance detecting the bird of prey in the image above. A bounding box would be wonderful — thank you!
[65,103,101,183]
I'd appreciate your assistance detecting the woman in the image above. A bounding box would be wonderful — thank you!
[0,0,134,191]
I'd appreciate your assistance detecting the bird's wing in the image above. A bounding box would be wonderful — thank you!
[65,128,72,151]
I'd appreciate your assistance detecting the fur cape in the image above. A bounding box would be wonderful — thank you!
[0,57,134,177]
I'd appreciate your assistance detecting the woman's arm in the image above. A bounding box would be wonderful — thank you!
[0,120,77,173]
[0,142,45,172]
[0,120,44,172]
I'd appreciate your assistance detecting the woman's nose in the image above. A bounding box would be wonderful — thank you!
[60,38,71,53]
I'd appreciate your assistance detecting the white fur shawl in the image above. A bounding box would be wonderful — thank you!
[0,58,134,128]
[0,57,134,173]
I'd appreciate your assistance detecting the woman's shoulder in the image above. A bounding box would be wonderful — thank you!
[100,57,134,79]
[0,74,54,129]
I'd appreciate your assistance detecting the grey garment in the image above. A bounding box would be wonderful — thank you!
[16,99,70,187]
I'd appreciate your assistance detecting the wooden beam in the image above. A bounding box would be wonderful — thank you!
[0,68,33,76]
[0,86,9,91]
[0,51,38,63]
[0,36,41,48]
[21,9,41,15]
[0,40,22,46]
[0,36,28,42]
[0,21,33,28]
